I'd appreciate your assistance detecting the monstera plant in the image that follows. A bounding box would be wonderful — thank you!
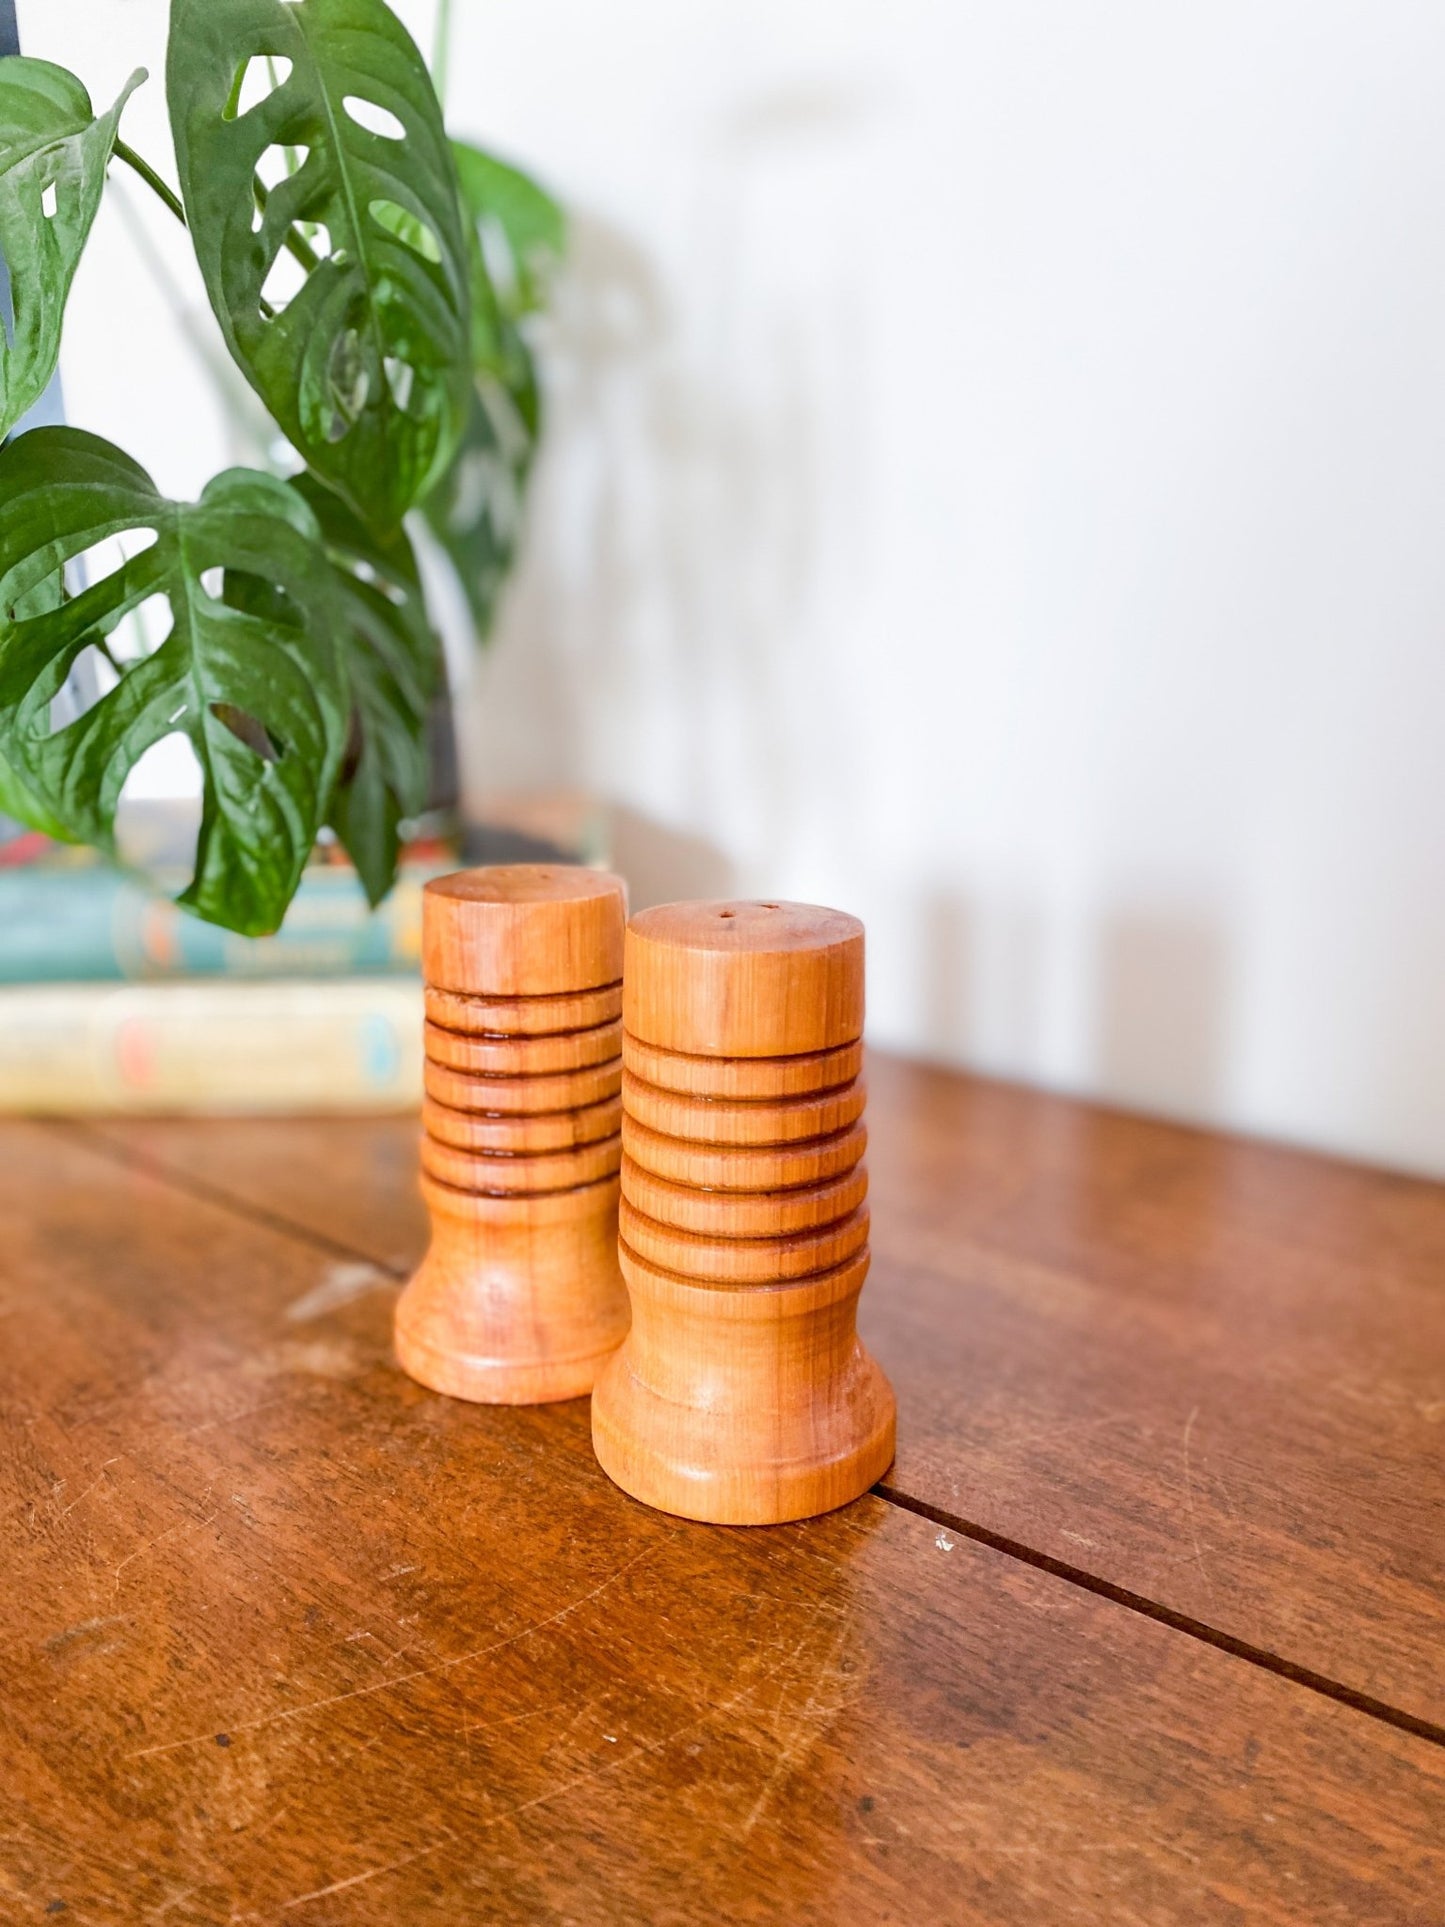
[0,0,562,933]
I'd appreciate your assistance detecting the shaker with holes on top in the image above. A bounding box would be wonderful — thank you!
[591,899,896,1523]
[394,865,630,1403]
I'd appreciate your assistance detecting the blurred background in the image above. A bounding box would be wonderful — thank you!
[15,0,1445,1175]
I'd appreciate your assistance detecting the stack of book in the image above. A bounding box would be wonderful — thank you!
[0,794,610,1116]
[0,786,612,1109]
[0,817,439,1114]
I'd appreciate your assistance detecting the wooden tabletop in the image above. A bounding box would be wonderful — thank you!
[3,1054,1441,1923]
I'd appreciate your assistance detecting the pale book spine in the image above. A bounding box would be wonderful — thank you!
[0,980,423,1114]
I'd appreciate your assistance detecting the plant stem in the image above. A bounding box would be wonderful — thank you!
[432,0,453,111]
[113,137,281,320]
[114,133,313,298]
[109,180,279,467]
[113,139,187,227]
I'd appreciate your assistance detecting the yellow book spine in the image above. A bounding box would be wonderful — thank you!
[0,980,423,1115]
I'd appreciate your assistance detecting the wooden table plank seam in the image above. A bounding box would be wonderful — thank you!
[857,1051,1445,1735]
[878,1485,1445,1752]
[43,1114,1445,1766]
[48,1118,413,1279]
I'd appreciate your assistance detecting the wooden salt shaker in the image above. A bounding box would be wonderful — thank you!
[591,900,896,1523]
[395,866,630,1403]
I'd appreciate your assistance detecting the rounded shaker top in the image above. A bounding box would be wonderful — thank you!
[422,865,627,996]
[623,900,864,1057]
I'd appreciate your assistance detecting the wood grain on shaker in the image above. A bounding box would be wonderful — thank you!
[423,1093,623,1155]
[618,1196,873,1283]
[620,1069,867,1145]
[419,1132,623,1196]
[397,1175,629,1403]
[398,866,630,1404]
[425,981,622,1036]
[422,865,626,995]
[621,1113,868,1190]
[622,900,865,1057]
[619,1156,870,1237]
[426,1058,624,1116]
[597,900,895,1525]
[422,1017,624,1077]
[622,1032,864,1098]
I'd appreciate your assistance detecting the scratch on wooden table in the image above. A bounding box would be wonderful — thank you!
[127,1534,678,1761]
[1180,1404,1213,1597]
[460,1594,850,1849]
[149,1884,199,1919]
[179,1397,291,1440]
[58,1458,121,1519]
[741,1610,854,1837]
[274,1830,457,1914]
[285,1263,395,1324]
[533,1693,602,1754]
[113,1510,219,1598]
[44,1614,130,1653]
[995,1409,1138,1458]
[966,1841,1143,1856]
[461,1698,574,1768]
[244,1807,291,1846]
[222,1828,452,1918]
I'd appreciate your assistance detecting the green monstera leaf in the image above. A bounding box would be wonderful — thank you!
[0,740,69,840]
[424,141,563,635]
[452,140,565,346]
[166,0,472,534]
[291,472,439,904]
[0,59,144,439]
[0,427,349,935]
[422,381,532,640]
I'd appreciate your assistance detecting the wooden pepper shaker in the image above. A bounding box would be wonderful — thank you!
[395,865,631,1404]
[591,900,896,1523]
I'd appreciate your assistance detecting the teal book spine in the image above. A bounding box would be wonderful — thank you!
[0,862,433,983]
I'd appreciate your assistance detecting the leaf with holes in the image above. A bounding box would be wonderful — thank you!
[0,561,70,838]
[0,739,70,840]
[167,0,471,533]
[0,59,144,439]
[289,472,439,903]
[423,144,563,635]
[0,427,349,935]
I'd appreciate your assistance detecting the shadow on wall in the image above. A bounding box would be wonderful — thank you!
[1094,910,1232,1120]
[610,804,737,913]
[920,893,1048,1078]
[459,65,879,872]
[460,200,828,844]
[454,211,665,812]
[916,890,1232,1127]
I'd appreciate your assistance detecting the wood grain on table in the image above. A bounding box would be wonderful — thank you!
[81,1052,1445,1735]
[860,1056,1445,1732]
[3,1113,1442,1924]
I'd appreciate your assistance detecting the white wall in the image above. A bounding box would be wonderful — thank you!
[20,1,1445,1174]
